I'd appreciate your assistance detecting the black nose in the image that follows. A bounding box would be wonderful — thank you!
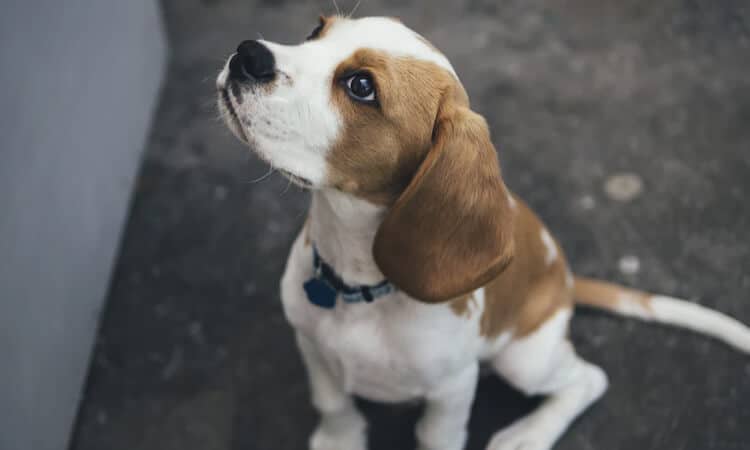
[230,40,276,82]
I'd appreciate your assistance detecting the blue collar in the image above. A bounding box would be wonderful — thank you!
[303,246,396,309]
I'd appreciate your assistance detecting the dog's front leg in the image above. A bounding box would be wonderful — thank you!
[416,363,479,450]
[296,332,367,450]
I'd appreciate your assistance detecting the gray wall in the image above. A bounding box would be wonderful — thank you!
[0,2,166,449]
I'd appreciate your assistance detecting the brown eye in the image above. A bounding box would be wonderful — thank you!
[345,73,376,103]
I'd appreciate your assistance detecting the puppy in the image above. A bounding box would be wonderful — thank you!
[217,15,750,450]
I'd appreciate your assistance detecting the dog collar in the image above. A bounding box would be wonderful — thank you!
[303,246,396,309]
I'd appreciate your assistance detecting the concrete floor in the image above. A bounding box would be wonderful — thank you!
[71,0,750,449]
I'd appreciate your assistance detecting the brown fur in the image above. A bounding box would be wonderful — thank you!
[477,197,573,338]
[325,41,567,333]
[327,50,466,204]
[450,293,477,317]
[373,87,515,303]
[309,15,336,41]
[574,276,652,312]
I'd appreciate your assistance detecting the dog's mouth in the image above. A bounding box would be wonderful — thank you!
[220,85,248,142]
[219,82,313,189]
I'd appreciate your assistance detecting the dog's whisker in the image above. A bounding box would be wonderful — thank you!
[201,77,212,84]
[331,0,341,16]
[281,176,293,194]
[348,0,362,18]
[247,166,276,184]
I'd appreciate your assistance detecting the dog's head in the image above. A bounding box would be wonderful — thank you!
[217,16,515,302]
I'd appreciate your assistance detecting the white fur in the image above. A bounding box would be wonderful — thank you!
[488,310,608,450]
[472,287,486,317]
[216,17,455,188]
[608,293,750,352]
[506,192,517,210]
[540,228,557,265]
[615,292,652,319]
[283,192,486,404]
[309,189,387,285]
[649,296,750,352]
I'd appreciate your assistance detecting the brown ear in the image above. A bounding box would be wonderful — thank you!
[373,101,515,303]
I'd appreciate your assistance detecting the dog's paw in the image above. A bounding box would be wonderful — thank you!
[486,418,556,450]
[310,425,366,450]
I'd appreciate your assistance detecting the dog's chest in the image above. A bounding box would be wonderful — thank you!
[312,298,479,402]
[282,263,480,401]
[280,231,483,403]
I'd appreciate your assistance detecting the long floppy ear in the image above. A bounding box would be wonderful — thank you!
[373,100,515,303]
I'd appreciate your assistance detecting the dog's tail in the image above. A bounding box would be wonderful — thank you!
[573,276,750,353]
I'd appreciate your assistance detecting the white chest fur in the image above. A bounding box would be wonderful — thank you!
[279,191,486,403]
[281,230,484,402]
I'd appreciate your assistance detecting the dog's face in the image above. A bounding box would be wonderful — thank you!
[218,16,516,301]
[217,16,465,202]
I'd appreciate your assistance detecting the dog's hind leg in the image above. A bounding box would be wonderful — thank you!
[487,309,608,450]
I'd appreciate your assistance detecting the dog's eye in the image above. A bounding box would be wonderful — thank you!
[345,73,376,103]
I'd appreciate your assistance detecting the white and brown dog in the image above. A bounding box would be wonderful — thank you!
[217,15,750,450]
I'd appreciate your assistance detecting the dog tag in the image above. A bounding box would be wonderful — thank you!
[303,278,337,309]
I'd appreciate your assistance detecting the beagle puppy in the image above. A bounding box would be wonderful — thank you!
[216,15,750,450]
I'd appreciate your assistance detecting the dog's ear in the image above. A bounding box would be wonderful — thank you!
[373,95,515,303]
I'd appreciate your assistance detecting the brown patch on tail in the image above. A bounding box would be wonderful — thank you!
[573,276,653,313]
